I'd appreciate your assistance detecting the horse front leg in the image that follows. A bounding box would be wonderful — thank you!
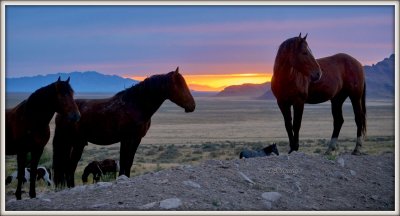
[16,152,27,200]
[278,102,295,154]
[292,101,304,153]
[29,148,44,198]
[119,138,141,178]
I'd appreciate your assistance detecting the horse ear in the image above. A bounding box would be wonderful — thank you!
[303,33,308,41]
[298,33,302,38]
[66,76,70,83]
[57,76,61,82]
[175,67,180,74]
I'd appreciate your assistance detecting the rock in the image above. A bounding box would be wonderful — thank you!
[158,179,169,184]
[90,203,108,208]
[263,201,272,209]
[139,201,157,210]
[117,175,129,181]
[261,192,282,202]
[371,195,379,201]
[70,185,87,193]
[41,198,51,202]
[238,171,255,184]
[159,198,182,209]
[96,182,112,188]
[350,170,357,176]
[183,180,201,188]
[337,157,345,167]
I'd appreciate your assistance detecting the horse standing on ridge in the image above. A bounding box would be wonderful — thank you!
[53,67,196,188]
[271,33,366,155]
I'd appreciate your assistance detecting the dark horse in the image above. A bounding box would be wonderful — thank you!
[6,77,80,199]
[82,159,119,183]
[239,143,279,159]
[53,67,196,188]
[271,33,366,155]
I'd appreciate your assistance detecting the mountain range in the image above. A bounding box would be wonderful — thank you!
[6,71,138,93]
[5,54,395,99]
[218,54,395,99]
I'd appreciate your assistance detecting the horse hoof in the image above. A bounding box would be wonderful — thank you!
[324,148,334,155]
[29,192,36,199]
[288,149,297,154]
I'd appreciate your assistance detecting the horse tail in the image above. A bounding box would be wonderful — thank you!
[52,115,70,188]
[361,82,367,137]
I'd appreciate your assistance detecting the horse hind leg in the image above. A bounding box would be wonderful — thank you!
[325,95,347,155]
[350,96,366,155]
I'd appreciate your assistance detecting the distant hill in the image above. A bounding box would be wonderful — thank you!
[6,71,138,93]
[216,82,271,97]
[220,54,395,100]
[364,54,395,99]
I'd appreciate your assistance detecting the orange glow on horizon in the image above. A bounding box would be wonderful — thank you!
[126,73,272,92]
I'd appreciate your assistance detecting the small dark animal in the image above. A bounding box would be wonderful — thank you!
[53,67,196,188]
[82,159,120,184]
[6,167,53,186]
[271,33,366,155]
[6,77,80,200]
[239,144,279,159]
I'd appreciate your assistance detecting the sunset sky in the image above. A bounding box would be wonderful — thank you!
[5,4,395,91]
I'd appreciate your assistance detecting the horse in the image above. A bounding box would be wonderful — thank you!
[53,67,196,188]
[6,77,80,199]
[82,159,120,184]
[271,33,366,155]
[239,143,279,159]
[6,166,53,186]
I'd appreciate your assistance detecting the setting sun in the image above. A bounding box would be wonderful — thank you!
[128,73,272,92]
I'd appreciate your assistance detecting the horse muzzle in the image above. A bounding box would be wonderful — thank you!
[185,103,196,113]
[68,111,81,122]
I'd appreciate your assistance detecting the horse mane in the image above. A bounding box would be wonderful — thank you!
[113,73,172,102]
[273,37,299,76]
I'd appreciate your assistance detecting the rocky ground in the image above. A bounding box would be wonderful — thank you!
[5,152,395,211]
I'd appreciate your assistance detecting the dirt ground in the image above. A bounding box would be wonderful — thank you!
[5,152,395,212]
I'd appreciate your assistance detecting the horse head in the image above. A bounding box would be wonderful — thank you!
[271,143,279,156]
[54,77,81,122]
[167,67,196,113]
[280,33,322,83]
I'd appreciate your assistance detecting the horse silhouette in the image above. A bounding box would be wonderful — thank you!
[53,68,195,188]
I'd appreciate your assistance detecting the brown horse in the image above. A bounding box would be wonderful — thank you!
[53,67,196,188]
[82,159,119,183]
[271,33,366,155]
[6,77,80,200]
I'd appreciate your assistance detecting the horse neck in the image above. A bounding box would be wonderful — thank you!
[122,80,168,120]
[273,53,309,90]
[263,146,273,154]
[25,84,57,126]
[82,166,91,180]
